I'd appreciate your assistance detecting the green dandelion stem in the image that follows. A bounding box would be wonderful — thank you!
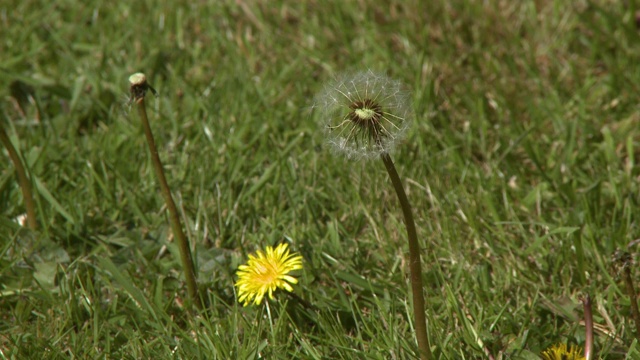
[582,295,593,360]
[0,120,37,230]
[381,152,432,360]
[130,73,201,309]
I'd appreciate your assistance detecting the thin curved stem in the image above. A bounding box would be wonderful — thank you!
[0,122,37,230]
[381,152,432,360]
[131,82,201,309]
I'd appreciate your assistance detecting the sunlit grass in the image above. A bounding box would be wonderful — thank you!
[1,0,640,358]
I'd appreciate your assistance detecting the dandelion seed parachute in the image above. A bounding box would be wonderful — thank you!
[314,70,412,161]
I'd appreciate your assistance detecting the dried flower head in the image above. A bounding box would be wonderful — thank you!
[314,70,412,160]
[541,343,586,360]
[128,72,158,103]
[235,243,303,306]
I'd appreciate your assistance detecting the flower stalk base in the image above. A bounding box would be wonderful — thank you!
[381,152,432,360]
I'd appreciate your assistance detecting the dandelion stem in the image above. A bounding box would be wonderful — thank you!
[582,295,593,360]
[129,74,202,309]
[381,152,432,360]
[0,120,37,230]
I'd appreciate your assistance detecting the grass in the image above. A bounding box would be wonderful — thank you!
[1,0,640,358]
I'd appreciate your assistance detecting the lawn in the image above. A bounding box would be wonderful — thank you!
[1,0,639,358]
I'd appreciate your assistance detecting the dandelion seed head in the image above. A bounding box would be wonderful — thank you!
[314,70,412,161]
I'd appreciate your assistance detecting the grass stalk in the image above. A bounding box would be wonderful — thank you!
[129,73,202,309]
[622,259,640,343]
[614,251,640,344]
[381,152,432,360]
[582,295,593,360]
[0,120,37,230]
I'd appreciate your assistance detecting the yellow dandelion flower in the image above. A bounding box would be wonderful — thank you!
[235,243,303,306]
[541,343,586,360]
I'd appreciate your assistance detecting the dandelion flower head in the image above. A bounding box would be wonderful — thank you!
[541,343,586,360]
[314,70,412,160]
[235,243,303,306]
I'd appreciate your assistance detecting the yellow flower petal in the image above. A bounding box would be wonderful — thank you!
[541,343,585,360]
[235,243,303,306]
